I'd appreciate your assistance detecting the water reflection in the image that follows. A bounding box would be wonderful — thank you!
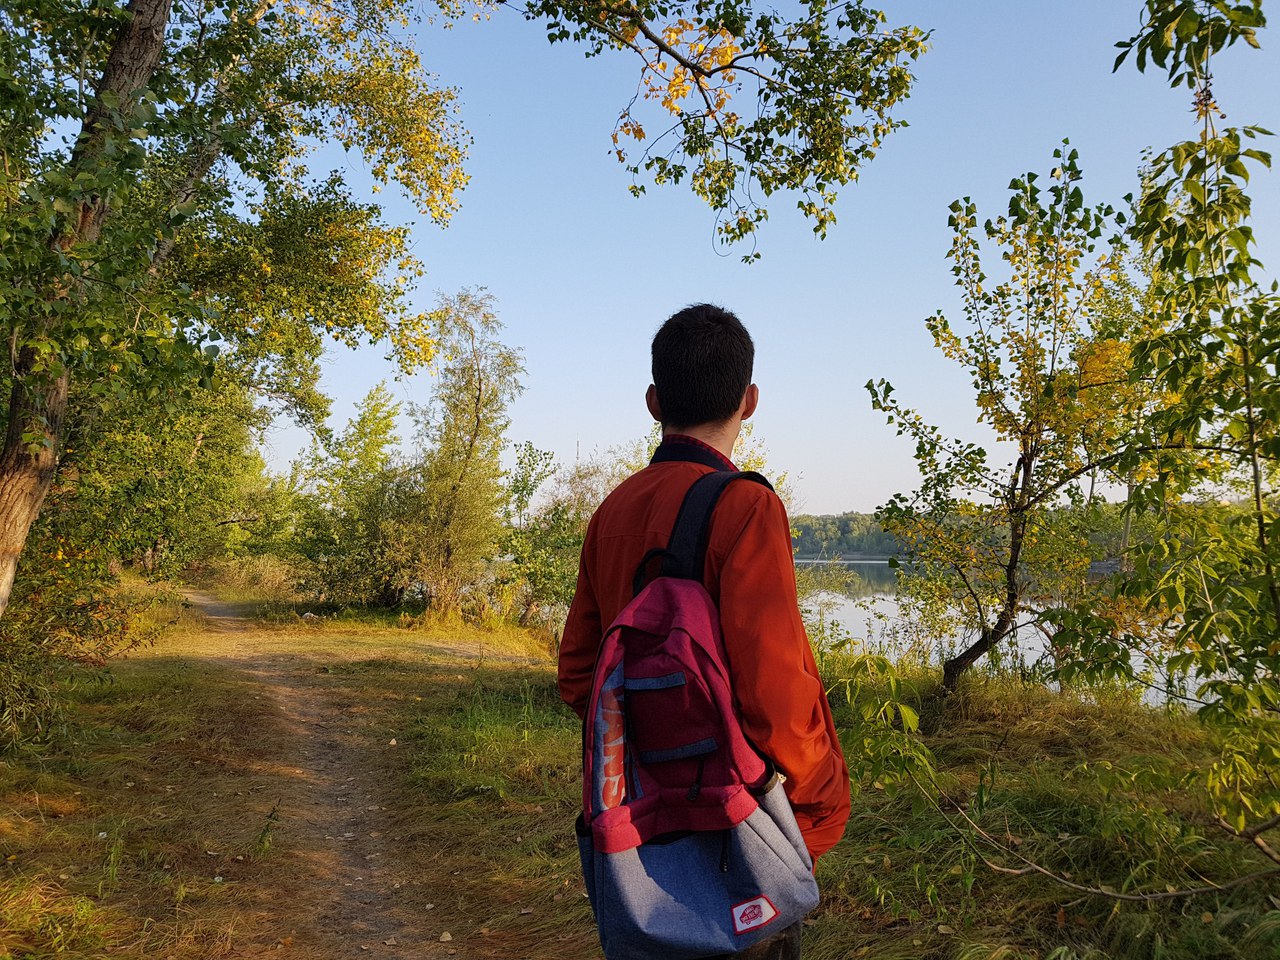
[795,560,1189,705]
[799,559,1068,671]
[795,559,897,597]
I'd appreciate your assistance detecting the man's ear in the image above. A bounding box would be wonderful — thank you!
[740,383,760,422]
[645,384,663,423]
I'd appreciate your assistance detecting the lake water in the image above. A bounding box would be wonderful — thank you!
[796,560,977,662]
[797,560,917,651]
[800,560,1191,703]
[802,560,1096,670]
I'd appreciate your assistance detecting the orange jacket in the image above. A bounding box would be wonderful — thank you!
[559,440,852,861]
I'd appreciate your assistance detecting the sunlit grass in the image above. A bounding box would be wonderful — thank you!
[5,583,1279,959]
[0,654,283,958]
[392,649,1280,959]
[810,655,1280,960]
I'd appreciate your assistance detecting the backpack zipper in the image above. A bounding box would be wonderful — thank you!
[686,756,706,801]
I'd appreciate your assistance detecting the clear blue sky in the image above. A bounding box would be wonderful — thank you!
[262,1,1280,514]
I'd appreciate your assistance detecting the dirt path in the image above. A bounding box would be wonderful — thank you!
[181,592,462,959]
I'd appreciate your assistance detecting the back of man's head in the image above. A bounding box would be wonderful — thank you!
[651,304,754,430]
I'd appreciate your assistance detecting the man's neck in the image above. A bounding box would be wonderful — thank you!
[663,422,740,461]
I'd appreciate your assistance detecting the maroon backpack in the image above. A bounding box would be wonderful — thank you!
[576,470,819,959]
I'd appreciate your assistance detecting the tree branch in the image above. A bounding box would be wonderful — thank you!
[923,774,1280,900]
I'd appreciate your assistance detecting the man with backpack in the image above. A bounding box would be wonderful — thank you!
[559,304,851,959]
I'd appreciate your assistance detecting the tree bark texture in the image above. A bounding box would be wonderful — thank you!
[0,0,174,619]
[941,451,1033,692]
[941,599,1019,693]
[0,369,71,615]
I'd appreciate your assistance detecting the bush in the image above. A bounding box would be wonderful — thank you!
[0,551,169,747]
[195,555,302,605]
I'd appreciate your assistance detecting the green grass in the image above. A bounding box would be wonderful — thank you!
[809,657,1280,960]
[405,673,595,954]
[5,587,1280,959]
[0,656,283,959]
[385,651,1280,960]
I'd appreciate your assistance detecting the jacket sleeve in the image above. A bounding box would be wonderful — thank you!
[558,521,602,720]
[712,488,852,861]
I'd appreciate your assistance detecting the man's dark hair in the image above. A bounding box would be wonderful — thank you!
[651,304,754,429]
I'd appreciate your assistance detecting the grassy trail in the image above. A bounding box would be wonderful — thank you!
[1,594,592,960]
[178,590,453,955]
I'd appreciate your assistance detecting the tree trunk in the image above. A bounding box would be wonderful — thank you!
[518,600,541,627]
[71,0,174,173]
[941,452,1033,692]
[0,372,71,616]
[941,604,1018,693]
[150,139,223,273]
[1119,481,1135,574]
[0,0,173,620]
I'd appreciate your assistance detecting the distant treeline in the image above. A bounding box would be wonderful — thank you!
[791,513,901,559]
[792,502,1171,563]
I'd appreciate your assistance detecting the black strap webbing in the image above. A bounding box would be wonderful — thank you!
[629,471,772,595]
[662,470,771,581]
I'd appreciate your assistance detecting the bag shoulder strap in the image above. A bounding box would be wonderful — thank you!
[661,470,772,581]
[629,470,773,596]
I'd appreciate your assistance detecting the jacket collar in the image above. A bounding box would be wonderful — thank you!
[649,434,737,472]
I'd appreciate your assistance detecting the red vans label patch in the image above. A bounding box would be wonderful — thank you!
[732,896,779,934]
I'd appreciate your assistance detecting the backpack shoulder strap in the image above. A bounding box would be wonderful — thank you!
[660,470,773,582]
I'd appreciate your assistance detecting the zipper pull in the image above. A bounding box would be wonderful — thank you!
[687,756,705,801]
[719,831,730,873]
